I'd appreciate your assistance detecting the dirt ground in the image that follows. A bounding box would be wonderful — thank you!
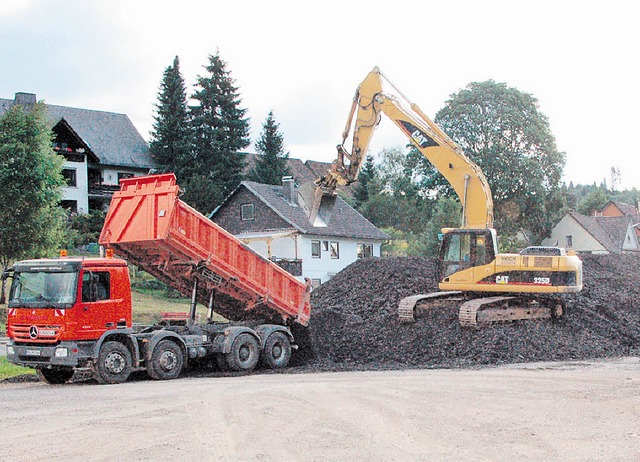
[1,357,638,461]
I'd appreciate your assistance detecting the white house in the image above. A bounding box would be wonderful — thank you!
[543,211,640,254]
[211,178,389,288]
[0,92,153,213]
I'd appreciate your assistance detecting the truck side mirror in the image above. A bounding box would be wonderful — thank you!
[1,269,12,281]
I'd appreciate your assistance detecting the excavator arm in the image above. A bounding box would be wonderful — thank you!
[303,67,494,229]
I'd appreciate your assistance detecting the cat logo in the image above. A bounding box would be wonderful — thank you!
[397,121,439,149]
[411,130,433,148]
[496,275,509,284]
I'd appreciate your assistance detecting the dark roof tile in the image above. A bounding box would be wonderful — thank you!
[0,95,152,169]
[238,181,389,241]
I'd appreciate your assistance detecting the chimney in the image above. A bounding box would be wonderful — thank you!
[282,176,295,204]
[14,92,37,107]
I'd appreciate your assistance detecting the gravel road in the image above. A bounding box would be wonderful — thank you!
[1,357,638,461]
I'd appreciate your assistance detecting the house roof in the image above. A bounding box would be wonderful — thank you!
[569,211,631,253]
[0,94,152,169]
[607,201,639,218]
[228,181,389,241]
[241,153,354,197]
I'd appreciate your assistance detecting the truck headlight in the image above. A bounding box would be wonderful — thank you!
[54,347,68,358]
[6,346,14,356]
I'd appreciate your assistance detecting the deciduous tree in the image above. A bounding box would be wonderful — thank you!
[434,80,565,241]
[0,102,66,302]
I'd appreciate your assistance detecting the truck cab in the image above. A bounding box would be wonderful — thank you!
[5,256,132,374]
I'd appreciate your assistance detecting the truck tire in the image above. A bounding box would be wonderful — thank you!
[36,367,74,385]
[94,341,132,384]
[147,339,184,380]
[261,331,292,369]
[225,333,259,372]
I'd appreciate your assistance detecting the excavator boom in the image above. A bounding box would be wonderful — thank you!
[300,67,493,229]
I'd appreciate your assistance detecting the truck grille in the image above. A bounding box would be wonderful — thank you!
[10,324,62,343]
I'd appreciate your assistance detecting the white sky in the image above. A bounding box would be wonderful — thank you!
[1,0,638,188]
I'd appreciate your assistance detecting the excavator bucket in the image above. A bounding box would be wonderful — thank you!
[298,181,338,226]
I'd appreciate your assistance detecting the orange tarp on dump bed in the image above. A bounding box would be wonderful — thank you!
[99,173,311,326]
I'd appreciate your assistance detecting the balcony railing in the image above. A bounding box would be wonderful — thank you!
[270,257,302,276]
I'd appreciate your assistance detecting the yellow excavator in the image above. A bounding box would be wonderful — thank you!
[299,67,583,327]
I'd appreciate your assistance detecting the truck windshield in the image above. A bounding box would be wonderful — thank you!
[9,271,78,308]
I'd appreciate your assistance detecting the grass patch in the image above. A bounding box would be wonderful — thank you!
[131,288,192,325]
[0,357,36,380]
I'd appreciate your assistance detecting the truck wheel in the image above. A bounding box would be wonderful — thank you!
[261,331,292,369]
[225,333,259,372]
[94,341,132,384]
[36,367,74,385]
[147,339,184,380]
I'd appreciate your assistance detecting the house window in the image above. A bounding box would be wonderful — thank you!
[60,200,78,214]
[117,172,134,183]
[322,241,329,251]
[566,235,573,248]
[62,168,77,187]
[311,240,321,258]
[241,204,255,221]
[330,241,340,259]
[357,243,373,259]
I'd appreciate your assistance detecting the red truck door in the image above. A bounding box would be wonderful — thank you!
[71,269,119,340]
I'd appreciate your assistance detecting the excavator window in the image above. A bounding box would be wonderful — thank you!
[440,231,494,279]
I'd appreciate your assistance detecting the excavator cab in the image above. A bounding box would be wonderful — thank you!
[438,229,497,281]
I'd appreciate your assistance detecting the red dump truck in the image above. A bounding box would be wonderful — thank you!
[4,173,312,384]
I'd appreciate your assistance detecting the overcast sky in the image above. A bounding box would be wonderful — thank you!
[2,0,638,188]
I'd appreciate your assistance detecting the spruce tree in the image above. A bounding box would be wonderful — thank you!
[187,52,250,212]
[149,56,191,175]
[248,110,290,185]
[352,154,377,208]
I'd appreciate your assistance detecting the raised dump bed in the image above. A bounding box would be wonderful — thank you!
[99,173,311,326]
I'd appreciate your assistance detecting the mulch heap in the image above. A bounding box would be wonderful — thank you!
[304,254,640,370]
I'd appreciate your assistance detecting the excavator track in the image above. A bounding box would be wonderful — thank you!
[459,296,565,328]
[399,292,566,327]
[398,291,462,323]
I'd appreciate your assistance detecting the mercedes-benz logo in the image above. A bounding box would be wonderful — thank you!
[29,325,38,339]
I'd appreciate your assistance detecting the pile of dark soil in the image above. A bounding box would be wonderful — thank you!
[304,254,640,370]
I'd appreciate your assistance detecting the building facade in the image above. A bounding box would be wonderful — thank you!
[212,178,388,287]
[0,92,153,213]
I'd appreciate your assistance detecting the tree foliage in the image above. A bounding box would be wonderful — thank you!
[186,53,250,212]
[434,80,565,241]
[247,110,290,184]
[149,56,191,175]
[358,147,430,235]
[352,154,377,207]
[65,209,107,249]
[409,196,462,257]
[576,187,609,216]
[0,102,66,300]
